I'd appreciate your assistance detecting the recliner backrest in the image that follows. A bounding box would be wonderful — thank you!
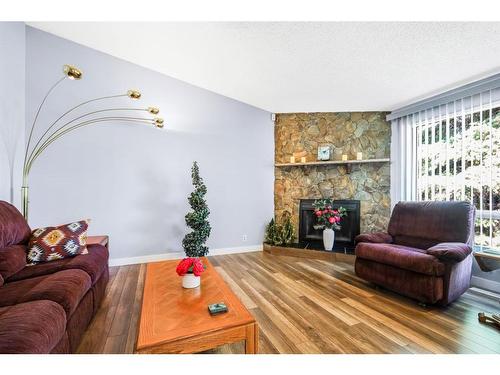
[388,201,475,249]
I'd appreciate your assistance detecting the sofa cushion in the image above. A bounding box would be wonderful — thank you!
[0,201,31,248]
[27,220,89,264]
[0,300,67,354]
[0,245,27,280]
[388,201,475,247]
[355,242,445,276]
[0,269,91,316]
[8,243,108,285]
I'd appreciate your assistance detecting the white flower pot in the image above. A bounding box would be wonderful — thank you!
[182,273,201,288]
[323,228,335,251]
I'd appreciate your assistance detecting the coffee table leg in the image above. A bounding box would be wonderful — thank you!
[245,323,259,354]
[254,323,259,353]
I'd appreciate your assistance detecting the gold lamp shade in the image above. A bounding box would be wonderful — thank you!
[154,117,164,128]
[148,107,160,115]
[127,90,141,99]
[63,65,83,80]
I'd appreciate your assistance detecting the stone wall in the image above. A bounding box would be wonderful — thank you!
[274,112,391,239]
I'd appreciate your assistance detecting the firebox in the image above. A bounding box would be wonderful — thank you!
[299,199,360,251]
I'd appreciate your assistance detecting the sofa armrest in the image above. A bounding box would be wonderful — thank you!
[355,232,393,245]
[426,242,472,263]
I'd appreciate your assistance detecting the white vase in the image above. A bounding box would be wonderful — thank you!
[182,273,201,288]
[323,228,335,251]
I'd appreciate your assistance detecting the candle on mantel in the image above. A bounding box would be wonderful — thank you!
[290,156,296,163]
[301,156,306,163]
[356,152,363,160]
[342,154,348,161]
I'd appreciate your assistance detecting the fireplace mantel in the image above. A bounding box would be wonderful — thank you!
[275,158,389,173]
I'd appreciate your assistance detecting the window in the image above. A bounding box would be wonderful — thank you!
[413,91,500,252]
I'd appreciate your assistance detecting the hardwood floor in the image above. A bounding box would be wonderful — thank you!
[77,251,500,354]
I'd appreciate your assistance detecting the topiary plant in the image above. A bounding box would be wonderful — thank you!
[182,161,211,257]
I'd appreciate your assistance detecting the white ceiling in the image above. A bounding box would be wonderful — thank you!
[28,22,500,113]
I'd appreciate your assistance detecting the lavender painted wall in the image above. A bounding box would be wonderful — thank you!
[0,22,25,207]
[25,27,274,262]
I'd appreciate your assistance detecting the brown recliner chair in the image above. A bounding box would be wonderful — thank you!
[355,201,475,305]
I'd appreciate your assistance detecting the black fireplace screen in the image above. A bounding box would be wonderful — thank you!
[299,199,360,248]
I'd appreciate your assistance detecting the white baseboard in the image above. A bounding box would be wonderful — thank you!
[471,275,500,294]
[209,244,263,256]
[469,287,500,302]
[108,244,262,267]
[109,252,184,267]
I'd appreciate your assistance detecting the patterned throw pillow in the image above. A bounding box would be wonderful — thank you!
[27,220,89,263]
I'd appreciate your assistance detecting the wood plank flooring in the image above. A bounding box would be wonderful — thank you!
[76,251,500,354]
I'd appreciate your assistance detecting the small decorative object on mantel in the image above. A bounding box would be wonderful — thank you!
[300,156,307,163]
[356,152,363,160]
[342,154,348,161]
[312,199,347,251]
[317,145,330,161]
[176,257,205,288]
[293,150,307,159]
[290,156,296,163]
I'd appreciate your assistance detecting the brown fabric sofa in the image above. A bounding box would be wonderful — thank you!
[0,201,109,353]
[355,201,475,305]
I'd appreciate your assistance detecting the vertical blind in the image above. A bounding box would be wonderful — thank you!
[390,115,417,204]
[389,85,500,252]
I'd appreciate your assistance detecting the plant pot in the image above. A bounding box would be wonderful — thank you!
[323,228,335,251]
[182,273,201,288]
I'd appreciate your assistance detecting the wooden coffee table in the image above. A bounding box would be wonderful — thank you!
[135,258,258,354]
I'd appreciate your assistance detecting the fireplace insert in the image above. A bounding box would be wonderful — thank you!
[299,199,360,251]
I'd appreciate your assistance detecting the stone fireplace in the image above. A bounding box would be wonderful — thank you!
[299,199,360,251]
[274,112,391,242]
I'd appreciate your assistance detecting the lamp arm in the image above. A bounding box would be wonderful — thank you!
[25,94,128,168]
[27,106,147,165]
[30,114,152,166]
[23,77,66,175]
[26,117,154,174]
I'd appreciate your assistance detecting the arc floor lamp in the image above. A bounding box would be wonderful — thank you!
[22,64,164,219]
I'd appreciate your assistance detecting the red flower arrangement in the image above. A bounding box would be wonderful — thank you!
[176,257,205,277]
[312,199,347,230]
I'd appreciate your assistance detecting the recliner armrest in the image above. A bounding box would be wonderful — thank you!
[355,232,393,245]
[426,242,472,263]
